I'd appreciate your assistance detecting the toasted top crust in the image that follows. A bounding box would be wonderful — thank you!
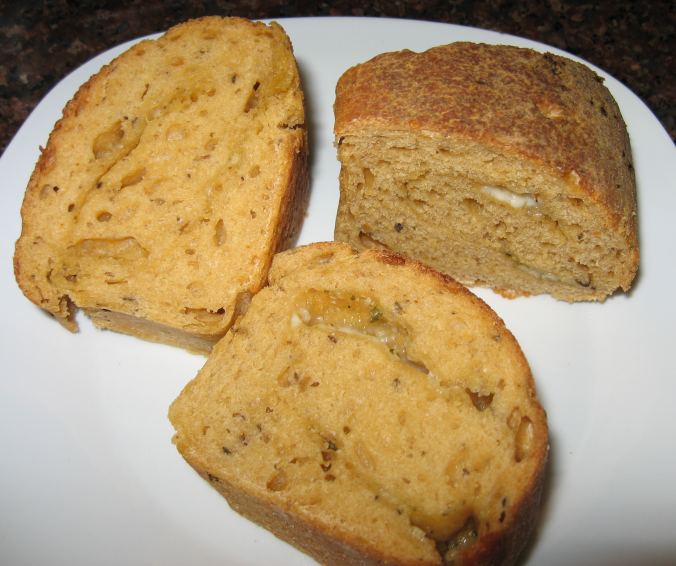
[334,42,637,241]
[170,242,548,565]
[14,17,307,344]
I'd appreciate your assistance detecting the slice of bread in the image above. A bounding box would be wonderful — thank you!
[169,242,548,565]
[14,16,308,352]
[334,42,638,302]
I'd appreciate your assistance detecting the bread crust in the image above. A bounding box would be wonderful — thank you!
[334,43,638,295]
[14,16,308,350]
[170,242,549,565]
[202,465,546,566]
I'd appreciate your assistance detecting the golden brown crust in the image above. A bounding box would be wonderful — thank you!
[84,308,217,353]
[199,469,425,566]
[335,43,635,231]
[273,129,310,254]
[13,57,121,330]
[187,435,547,566]
[334,43,638,300]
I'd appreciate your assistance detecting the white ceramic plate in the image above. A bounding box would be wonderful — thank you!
[1,17,675,566]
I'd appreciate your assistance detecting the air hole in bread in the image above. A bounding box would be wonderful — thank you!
[67,237,148,260]
[575,268,592,287]
[214,219,226,246]
[92,121,124,159]
[507,408,521,429]
[244,81,261,112]
[362,168,375,192]
[358,231,389,250]
[170,56,185,66]
[96,211,112,222]
[466,389,494,411]
[514,416,534,462]
[183,307,224,324]
[461,197,484,217]
[120,168,145,188]
[40,184,59,199]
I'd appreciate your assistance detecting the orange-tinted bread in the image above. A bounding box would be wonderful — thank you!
[170,242,548,565]
[14,16,308,352]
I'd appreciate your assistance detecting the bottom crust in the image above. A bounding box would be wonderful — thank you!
[85,308,218,354]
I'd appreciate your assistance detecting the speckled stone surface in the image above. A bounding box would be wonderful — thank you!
[1,0,673,156]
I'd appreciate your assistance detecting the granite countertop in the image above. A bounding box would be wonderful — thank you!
[1,0,673,156]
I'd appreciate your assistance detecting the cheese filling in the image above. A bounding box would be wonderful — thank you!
[480,185,538,208]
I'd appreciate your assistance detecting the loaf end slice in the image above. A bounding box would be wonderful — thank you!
[14,16,308,352]
[170,242,548,565]
[334,42,638,302]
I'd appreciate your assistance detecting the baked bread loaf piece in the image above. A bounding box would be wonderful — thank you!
[14,16,308,352]
[334,42,638,302]
[170,242,548,565]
